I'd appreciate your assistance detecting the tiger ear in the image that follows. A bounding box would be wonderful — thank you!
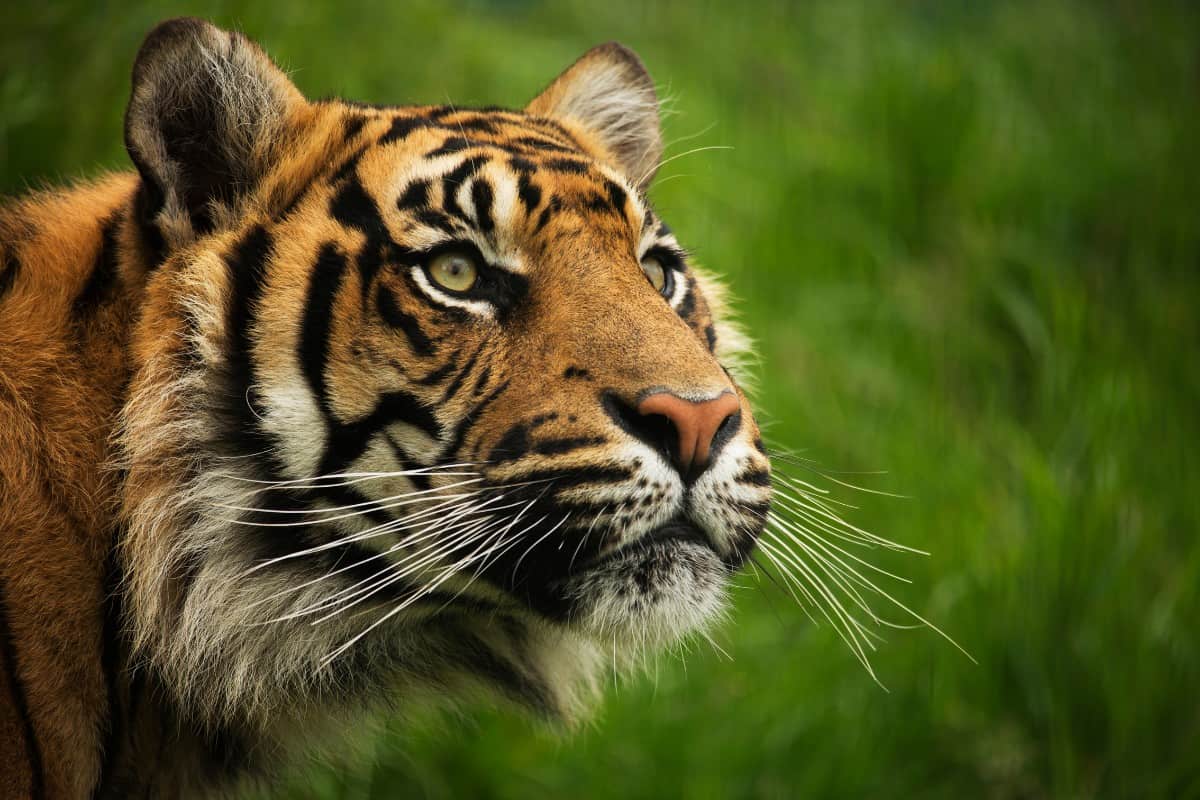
[525,43,664,190]
[124,18,304,250]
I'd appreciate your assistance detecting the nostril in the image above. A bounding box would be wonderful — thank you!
[710,407,741,455]
[710,410,739,448]
[602,392,680,464]
[638,413,680,461]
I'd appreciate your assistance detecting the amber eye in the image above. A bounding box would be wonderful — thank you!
[641,255,669,295]
[428,250,479,293]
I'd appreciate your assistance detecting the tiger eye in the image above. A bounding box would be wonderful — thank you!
[428,251,478,293]
[640,255,667,294]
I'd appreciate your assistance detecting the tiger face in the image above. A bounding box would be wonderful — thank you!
[120,18,771,726]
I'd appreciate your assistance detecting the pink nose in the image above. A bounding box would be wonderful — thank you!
[636,391,741,476]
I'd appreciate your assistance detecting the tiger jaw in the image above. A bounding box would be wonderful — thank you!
[559,529,730,647]
[460,435,771,648]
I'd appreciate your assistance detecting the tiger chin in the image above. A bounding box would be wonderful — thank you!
[0,17,771,799]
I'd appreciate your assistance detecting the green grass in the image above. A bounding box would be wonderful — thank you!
[5,1,1199,797]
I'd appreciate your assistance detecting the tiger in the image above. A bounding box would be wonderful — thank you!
[0,17,772,799]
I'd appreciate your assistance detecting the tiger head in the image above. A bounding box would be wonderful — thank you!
[119,19,771,728]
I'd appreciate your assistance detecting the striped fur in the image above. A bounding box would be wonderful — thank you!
[0,18,770,798]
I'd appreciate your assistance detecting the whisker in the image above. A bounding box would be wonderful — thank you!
[637,144,734,186]
[213,462,483,490]
[243,495,513,612]
[758,538,880,681]
[214,477,485,524]
[238,490,491,575]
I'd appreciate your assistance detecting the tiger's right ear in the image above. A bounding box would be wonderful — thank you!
[124,18,304,252]
[525,43,663,191]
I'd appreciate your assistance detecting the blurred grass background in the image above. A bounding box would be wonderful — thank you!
[4,1,1199,797]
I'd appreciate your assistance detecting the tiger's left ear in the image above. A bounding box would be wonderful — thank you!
[526,43,663,190]
[124,18,305,251]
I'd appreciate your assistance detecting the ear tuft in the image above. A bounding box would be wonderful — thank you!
[526,43,663,190]
[124,18,303,249]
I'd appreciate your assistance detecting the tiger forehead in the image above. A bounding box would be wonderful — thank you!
[330,105,658,265]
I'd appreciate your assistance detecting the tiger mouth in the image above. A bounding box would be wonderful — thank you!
[588,514,712,568]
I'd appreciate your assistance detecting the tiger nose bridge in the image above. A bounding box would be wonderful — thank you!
[636,391,740,476]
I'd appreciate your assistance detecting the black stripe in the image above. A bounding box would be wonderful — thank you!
[584,192,613,214]
[442,156,490,223]
[444,377,511,459]
[543,157,589,175]
[677,281,696,318]
[299,243,349,403]
[513,135,577,154]
[516,173,541,214]
[472,365,491,395]
[213,225,362,589]
[373,390,443,441]
[451,632,551,715]
[489,421,529,463]
[605,180,628,217]
[533,436,605,457]
[331,174,408,302]
[343,113,368,140]
[505,463,633,489]
[440,340,486,403]
[525,117,582,147]
[418,351,460,386]
[704,324,717,352]
[0,248,20,301]
[509,156,536,174]
[376,285,433,356]
[379,115,432,145]
[426,137,473,158]
[737,467,772,487]
[415,209,457,232]
[534,197,561,233]
[397,179,431,211]
[529,412,559,428]
[450,115,500,134]
[224,225,275,441]
[331,174,383,236]
[237,482,415,593]
[317,389,443,477]
[74,213,123,319]
[0,576,45,799]
[470,179,495,233]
